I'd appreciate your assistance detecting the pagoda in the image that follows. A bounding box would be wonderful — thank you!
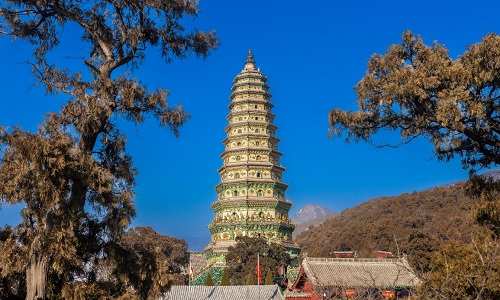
[205,50,298,265]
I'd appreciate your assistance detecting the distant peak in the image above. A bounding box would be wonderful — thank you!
[291,203,335,224]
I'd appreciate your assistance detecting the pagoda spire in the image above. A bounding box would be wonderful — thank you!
[244,49,256,70]
[204,51,299,266]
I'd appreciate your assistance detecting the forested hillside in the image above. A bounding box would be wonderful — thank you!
[295,183,483,272]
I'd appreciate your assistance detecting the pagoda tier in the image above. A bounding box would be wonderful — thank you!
[205,50,297,264]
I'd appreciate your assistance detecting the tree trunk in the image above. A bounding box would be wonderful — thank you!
[26,253,48,300]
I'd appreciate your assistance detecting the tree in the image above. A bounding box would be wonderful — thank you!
[112,226,189,298]
[0,226,25,299]
[205,273,214,286]
[328,31,500,299]
[220,269,230,286]
[225,236,292,285]
[265,268,274,285]
[329,31,500,172]
[400,230,439,274]
[420,235,500,299]
[246,273,256,285]
[0,0,218,298]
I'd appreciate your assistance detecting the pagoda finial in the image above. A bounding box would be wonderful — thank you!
[244,49,256,70]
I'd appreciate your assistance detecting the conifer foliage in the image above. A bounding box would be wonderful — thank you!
[265,268,274,285]
[0,0,218,298]
[205,273,214,286]
[220,269,230,286]
[246,273,256,286]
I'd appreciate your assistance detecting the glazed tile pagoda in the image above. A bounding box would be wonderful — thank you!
[205,50,298,265]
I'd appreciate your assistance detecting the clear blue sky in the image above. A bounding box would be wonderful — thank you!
[1,0,499,250]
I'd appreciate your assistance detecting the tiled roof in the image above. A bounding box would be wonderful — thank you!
[161,285,285,300]
[302,257,419,288]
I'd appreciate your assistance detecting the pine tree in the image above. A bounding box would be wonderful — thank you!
[220,269,230,286]
[246,273,256,285]
[265,268,274,285]
[205,273,214,286]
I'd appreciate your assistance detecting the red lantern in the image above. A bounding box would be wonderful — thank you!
[345,289,356,297]
[382,291,395,298]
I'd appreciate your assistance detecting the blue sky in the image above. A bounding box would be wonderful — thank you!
[1,0,499,250]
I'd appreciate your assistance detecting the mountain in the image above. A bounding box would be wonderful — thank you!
[295,182,483,272]
[290,204,338,238]
[292,212,338,238]
[291,204,335,224]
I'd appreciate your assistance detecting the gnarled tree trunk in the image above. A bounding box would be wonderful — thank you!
[25,234,49,300]
[26,253,48,300]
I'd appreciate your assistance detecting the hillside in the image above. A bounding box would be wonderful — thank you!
[295,183,483,272]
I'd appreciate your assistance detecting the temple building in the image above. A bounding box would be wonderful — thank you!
[285,256,419,299]
[204,50,298,265]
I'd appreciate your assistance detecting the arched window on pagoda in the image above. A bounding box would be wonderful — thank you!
[233,190,238,197]
[257,190,263,197]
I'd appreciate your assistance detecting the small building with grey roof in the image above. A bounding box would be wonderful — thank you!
[161,284,285,300]
[285,256,419,299]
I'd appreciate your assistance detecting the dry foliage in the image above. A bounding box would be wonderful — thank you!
[225,236,291,286]
[329,31,500,171]
[0,0,218,298]
[326,31,500,299]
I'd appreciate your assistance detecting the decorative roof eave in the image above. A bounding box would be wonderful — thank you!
[224,122,278,132]
[302,257,319,286]
[231,81,270,90]
[222,133,275,142]
[211,198,293,210]
[217,163,286,173]
[228,101,275,110]
[234,71,268,81]
[225,110,276,121]
[219,149,284,158]
[218,163,286,171]
[230,89,272,99]
[208,220,296,230]
[290,266,308,291]
[222,136,281,146]
[215,180,289,190]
